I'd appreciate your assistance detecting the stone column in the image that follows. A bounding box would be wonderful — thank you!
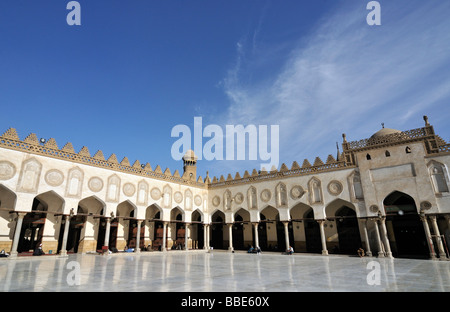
[184,223,189,251]
[283,221,290,252]
[379,216,393,258]
[317,220,328,255]
[206,224,211,250]
[371,218,384,257]
[420,214,437,260]
[162,222,168,252]
[253,223,260,249]
[104,218,111,250]
[9,212,26,258]
[429,215,447,259]
[228,224,234,252]
[203,224,208,250]
[135,220,141,253]
[60,214,72,257]
[361,218,372,257]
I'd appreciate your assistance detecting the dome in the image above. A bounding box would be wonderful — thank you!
[182,149,198,161]
[370,127,402,139]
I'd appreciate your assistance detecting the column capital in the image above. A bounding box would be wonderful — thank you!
[419,214,428,222]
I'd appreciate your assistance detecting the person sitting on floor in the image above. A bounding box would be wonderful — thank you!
[248,246,254,253]
[286,246,294,255]
[33,243,45,256]
[357,248,365,257]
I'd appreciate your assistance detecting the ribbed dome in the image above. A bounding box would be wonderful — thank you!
[370,128,402,139]
[182,149,198,161]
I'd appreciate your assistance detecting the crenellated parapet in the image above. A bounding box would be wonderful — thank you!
[0,128,207,188]
[208,154,351,189]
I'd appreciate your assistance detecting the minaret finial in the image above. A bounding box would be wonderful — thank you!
[381,122,385,129]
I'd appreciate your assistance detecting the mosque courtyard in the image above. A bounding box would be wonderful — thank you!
[1,250,449,293]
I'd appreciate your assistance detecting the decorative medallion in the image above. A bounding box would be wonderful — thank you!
[123,183,136,197]
[290,185,305,200]
[151,187,162,200]
[88,177,104,192]
[234,192,244,204]
[420,201,432,211]
[369,205,379,214]
[44,169,64,187]
[327,180,343,196]
[260,189,271,202]
[212,196,220,207]
[194,195,202,206]
[174,191,183,204]
[0,161,16,180]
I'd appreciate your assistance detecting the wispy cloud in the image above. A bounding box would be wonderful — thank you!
[215,1,450,176]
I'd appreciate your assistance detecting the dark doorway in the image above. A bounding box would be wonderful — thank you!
[304,210,321,253]
[152,211,165,251]
[211,216,224,249]
[335,207,361,255]
[384,192,429,259]
[233,215,245,250]
[174,213,185,249]
[257,214,268,251]
[18,198,47,253]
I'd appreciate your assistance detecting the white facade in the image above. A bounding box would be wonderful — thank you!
[0,116,449,260]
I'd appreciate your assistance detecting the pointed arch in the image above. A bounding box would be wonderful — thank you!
[184,189,193,211]
[382,191,429,258]
[17,157,42,193]
[427,160,449,194]
[162,184,172,208]
[308,177,322,204]
[223,189,232,211]
[275,182,288,208]
[211,210,226,249]
[247,186,257,210]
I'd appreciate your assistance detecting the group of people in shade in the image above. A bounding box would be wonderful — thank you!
[247,245,367,257]
[247,245,294,255]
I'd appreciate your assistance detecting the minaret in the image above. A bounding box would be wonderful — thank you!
[182,149,198,181]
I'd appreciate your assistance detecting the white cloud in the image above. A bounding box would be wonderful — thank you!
[217,0,450,175]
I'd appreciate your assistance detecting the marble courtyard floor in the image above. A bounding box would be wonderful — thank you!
[1,250,449,292]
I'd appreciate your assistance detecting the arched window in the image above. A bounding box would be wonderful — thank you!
[366,154,371,160]
[405,146,412,154]
[429,164,449,193]
[385,150,390,157]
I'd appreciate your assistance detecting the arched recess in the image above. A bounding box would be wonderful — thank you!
[259,206,289,251]
[170,207,185,249]
[325,199,361,255]
[116,200,141,251]
[146,204,164,251]
[233,208,250,250]
[18,191,65,254]
[0,184,17,249]
[383,191,428,259]
[290,203,320,253]
[66,196,105,254]
[427,160,449,194]
[211,210,225,250]
[191,209,204,249]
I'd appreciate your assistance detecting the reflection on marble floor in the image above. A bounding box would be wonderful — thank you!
[1,251,449,292]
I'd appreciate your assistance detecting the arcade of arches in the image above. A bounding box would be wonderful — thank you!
[2,186,448,261]
[1,117,450,261]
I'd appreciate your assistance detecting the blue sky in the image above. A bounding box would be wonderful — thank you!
[0,1,449,180]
